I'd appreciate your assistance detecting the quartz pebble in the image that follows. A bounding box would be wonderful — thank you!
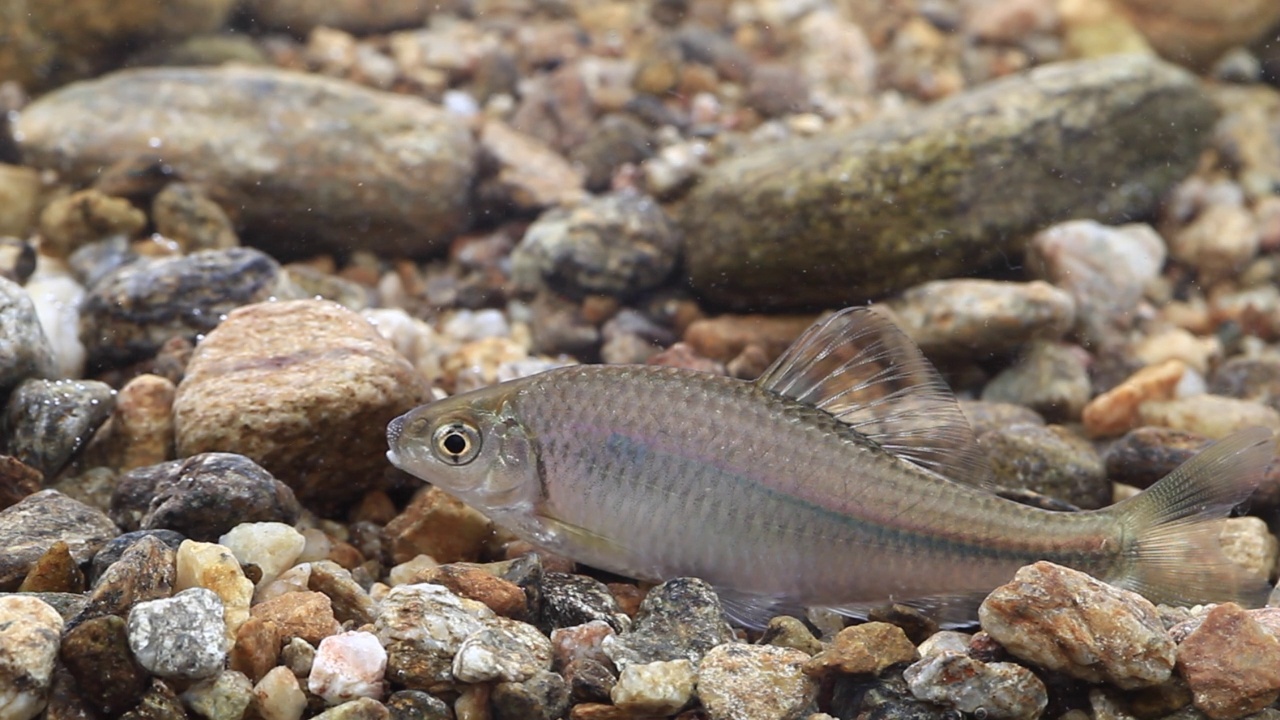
[309,631,388,705]
[175,539,254,642]
[609,659,695,715]
[904,652,1047,720]
[1218,517,1279,581]
[1177,602,1280,720]
[980,562,1175,689]
[454,616,554,684]
[218,521,306,592]
[23,257,87,379]
[0,595,62,720]
[254,666,308,720]
[127,587,229,680]
[696,643,817,720]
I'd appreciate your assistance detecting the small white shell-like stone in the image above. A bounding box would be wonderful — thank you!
[308,631,387,704]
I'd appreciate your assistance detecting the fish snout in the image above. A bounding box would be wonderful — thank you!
[386,414,405,451]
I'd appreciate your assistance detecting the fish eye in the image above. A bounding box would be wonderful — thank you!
[432,421,481,465]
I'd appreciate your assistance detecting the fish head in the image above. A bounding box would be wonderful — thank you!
[386,388,538,513]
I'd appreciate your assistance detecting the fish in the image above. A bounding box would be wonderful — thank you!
[386,306,1274,628]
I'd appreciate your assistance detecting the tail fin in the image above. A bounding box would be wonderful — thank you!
[1109,426,1275,608]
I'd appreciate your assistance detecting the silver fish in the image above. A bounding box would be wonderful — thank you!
[387,307,1273,627]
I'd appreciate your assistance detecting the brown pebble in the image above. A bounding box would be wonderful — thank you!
[83,373,176,472]
[19,540,85,593]
[569,703,634,720]
[682,313,816,363]
[0,454,42,511]
[249,590,341,646]
[60,614,150,716]
[803,622,918,678]
[308,560,377,627]
[607,583,645,619]
[229,615,283,684]
[1082,359,1185,438]
[384,485,494,565]
[327,540,365,571]
[1177,602,1280,720]
[411,564,528,619]
[351,490,398,525]
[73,535,176,628]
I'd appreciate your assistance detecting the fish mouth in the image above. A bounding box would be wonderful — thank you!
[386,414,405,466]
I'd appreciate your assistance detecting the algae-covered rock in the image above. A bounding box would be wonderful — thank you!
[681,55,1215,310]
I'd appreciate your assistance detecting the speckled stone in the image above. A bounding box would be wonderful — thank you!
[0,595,62,720]
[512,192,680,300]
[978,423,1110,509]
[803,622,919,678]
[75,535,177,629]
[60,614,150,716]
[311,696,392,720]
[0,277,56,397]
[1177,602,1280,720]
[109,453,301,540]
[682,55,1213,309]
[0,490,118,591]
[602,578,732,669]
[127,587,228,680]
[905,652,1047,720]
[492,669,571,720]
[385,689,452,720]
[540,572,631,636]
[151,182,239,253]
[308,560,378,627]
[2,378,115,477]
[408,564,528,620]
[38,189,146,259]
[1210,357,1280,412]
[454,617,554,683]
[375,583,495,692]
[17,66,475,258]
[697,643,817,720]
[980,562,1175,689]
[181,670,254,720]
[174,300,431,515]
[79,247,288,370]
[89,530,186,586]
[887,280,1076,358]
[119,678,187,720]
[85,373,176,472]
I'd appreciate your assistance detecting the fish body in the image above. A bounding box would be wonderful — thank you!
[387,307,1273,626]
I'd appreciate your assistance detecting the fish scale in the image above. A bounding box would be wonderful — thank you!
[387,307,1274,627]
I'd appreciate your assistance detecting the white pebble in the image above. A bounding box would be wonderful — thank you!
[610,659,695,715]
[308,631,387,704]
[176,540,254,642]
[0,596,63,720]
[254,666,307,720]
[218,522,306,589]
[24,256,86,379]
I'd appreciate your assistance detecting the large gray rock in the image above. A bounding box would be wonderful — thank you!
[681,55,1216,310]
[17,67,476,258]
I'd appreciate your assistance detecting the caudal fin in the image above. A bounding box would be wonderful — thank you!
[1109,426,1275,607]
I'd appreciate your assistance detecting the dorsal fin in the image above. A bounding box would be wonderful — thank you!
[754,306,993,487]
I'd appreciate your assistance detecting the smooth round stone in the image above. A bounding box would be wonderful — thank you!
[218,522,306,589]
[173,300,431,516]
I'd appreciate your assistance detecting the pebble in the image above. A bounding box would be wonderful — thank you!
[18,540,84,594]
[407,564,528,619]
[175,539,255,642]
[681,313,815,366]
[979,562,1175,689]
[1171,203,1260,284]
[1177,602,1280,720]
[571,114,656,192]
[374,583,495,692]
[2,378,115,477]
[551,620,616,669]
[696,643,817,720]
[311,696,392,720]
[38,189,146,259]
[59,614,150,716]
[491,669,570,720]
[249,591,342,647]
[282,637,316,678]
[539,572,631,635]
[127,587,228,680]
[85,373,176,472]
[1218,517,1278,582]
[476,120,586,212]
[230,616,282,684]
[564,658,616,705]
[253,666,308,720]
[17,67,476,258]
[309,631,388,705]
[308,560,379,627]
[181,670,254,720]
[454,617,554,683]
[383,486,494,566]
[121,677,188,720]
[904,652,1047,720]
[0,277,56,398]
[1210,356,1280,411]
[0,489,118,591]
[1132,327,1221,375]
[109,453,301,540]
[79,247,288,370]
[602,578,733,669]
[802,622,919,678]
[981,340,1092,422]
[977,423,1111,509]
[218,521,306,592]
[682,56,1210,309]
[151,182,240,253]
[0,595,62,720]
[1082,360,1187,438]
[173,300,431,515]
[76,535,178,628]
[1102,426,1212,490]
[88,529,185,586]
[1137,395,1280,439]
[23,257,88,379]
[887,280,1076,357]
[0,455,42,510]
[385,689,453,720]
[609,659,695,715]
[0,166,40,239]
[1112,0,1280,70]
[759,616,823,656]
[511,192,680,300]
